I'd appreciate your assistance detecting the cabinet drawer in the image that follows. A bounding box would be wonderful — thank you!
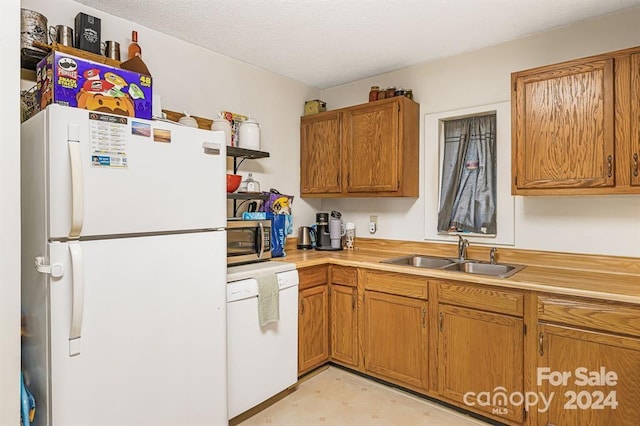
[437,281,523,317]
[364,270,428,300]
[331,266,358,287]
[298,266,328,290]
[538,295,640,337]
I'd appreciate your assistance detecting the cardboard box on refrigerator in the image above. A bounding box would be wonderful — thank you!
[36,51,153,119]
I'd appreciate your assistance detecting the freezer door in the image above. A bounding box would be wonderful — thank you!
[44,105,226,238]
[48,232,227,425]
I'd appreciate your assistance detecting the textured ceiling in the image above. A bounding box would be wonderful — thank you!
[75,0,640,89]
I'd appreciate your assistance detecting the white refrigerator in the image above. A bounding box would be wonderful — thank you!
[21,104,228,425]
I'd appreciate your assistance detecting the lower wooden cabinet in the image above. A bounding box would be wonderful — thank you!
[536,324,640,425]
[295,265,640,425]
[298,267,330,375]
[330,284,358,367]
[534,294,640,425]
[363,290,429,392]
[438,304,524,423]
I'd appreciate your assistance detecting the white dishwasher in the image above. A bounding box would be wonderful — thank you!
[226,261,299,419]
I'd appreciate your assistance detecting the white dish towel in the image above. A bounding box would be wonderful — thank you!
[257,273,280,326]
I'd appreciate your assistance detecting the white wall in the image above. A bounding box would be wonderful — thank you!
[18,2,640,258]
[320,8,640,257]
[1,0,20,422]
[22,0,322,229]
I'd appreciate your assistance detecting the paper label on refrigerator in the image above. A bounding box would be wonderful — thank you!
[89,112,128,168]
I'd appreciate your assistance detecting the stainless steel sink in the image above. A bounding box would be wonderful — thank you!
[380,254,525,278]
[441,261,525,278]
[380,254,456,269]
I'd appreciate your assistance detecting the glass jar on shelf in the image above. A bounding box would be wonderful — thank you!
[369,86,379,102]
[237,173,261,193]
[386,86,396,98]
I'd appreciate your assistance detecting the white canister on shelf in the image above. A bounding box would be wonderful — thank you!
[211,118,232,146]
[238,118,260,150]
[178,113,198,128]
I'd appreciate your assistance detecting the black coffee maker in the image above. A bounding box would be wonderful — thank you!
[315,212,332,251]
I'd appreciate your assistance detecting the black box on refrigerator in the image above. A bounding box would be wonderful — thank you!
[74,13,101,54]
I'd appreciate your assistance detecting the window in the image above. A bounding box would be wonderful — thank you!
[438,114,496,235]
[424,102,514,246]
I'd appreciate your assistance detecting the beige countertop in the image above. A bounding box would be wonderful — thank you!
[281,240,640,305]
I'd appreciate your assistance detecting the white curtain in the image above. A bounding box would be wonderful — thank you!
[437,114,496,234]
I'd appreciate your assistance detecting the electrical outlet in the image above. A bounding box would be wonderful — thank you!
[369,215,378,234]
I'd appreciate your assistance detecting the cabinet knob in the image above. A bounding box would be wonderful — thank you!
[607,155,613,178]
[633,153,638,177]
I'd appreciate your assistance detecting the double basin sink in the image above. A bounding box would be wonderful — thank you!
[380,254,525,278]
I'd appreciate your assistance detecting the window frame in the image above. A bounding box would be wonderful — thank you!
[424,101,515,246]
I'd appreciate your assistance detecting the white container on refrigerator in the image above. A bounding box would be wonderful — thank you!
[21,104,228,425]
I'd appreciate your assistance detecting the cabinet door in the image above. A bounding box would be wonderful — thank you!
[438,304,524,423]
[300,112,342,194]
[363,290,428,391]
[344,101,399,193]
[513,58,614,192]
[298,285,329,375]
[537,324,640,426]
[330,284,358,367]
[631,53,640,186]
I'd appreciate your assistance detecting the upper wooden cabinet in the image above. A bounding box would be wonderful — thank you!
[300,111,342,194]
[511,45,640,195]
[300,96,419,198]
[630,53,640,187]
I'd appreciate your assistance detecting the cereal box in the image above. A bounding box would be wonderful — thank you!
[36,51,152,119]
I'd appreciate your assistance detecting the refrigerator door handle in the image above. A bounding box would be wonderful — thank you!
[68,124,84,239]
[202,142,221,155]
[68,241,84,357]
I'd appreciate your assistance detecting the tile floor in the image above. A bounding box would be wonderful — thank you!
[238,366,492,425]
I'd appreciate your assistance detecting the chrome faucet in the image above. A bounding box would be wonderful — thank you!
[489,247,498,264]
[457,236,469,261]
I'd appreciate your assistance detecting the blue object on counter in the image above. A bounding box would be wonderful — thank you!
[242,212,290,257]
[20,370,35,426]
[241,212,267,220]
[267,213,287,258]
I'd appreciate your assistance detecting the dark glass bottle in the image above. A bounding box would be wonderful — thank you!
[128,30,142,59]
